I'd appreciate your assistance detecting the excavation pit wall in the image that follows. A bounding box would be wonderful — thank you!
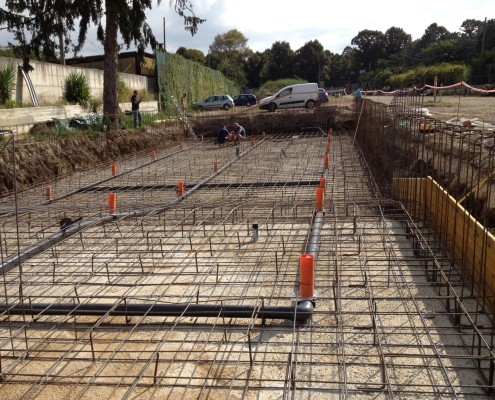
[1,125,494,397]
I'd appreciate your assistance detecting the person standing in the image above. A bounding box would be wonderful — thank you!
[131,90,142,128]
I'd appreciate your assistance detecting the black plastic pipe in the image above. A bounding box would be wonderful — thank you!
[80,180,320,192]
[0,300,314,322]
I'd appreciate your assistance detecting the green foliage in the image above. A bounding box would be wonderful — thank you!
[64,72,91,107]
[208,29,251,87]
[88,97,103,113]
[258,79,306,97]
[156,51,239,112]
[117,79,130,103]
[0,63,16,105]
[389,63,469,87]
[176,47,206,64]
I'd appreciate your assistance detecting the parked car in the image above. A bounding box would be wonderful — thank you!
[318,88,329,103]
[192,95,234,111]
[232,94,257,107]
[259,83,319,112]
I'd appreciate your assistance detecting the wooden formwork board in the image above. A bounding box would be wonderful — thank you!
[391,177,425,218]
[393,176,495,311]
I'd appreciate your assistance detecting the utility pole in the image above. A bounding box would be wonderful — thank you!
[163,17,167,51]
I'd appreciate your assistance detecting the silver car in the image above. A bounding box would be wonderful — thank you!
[192,95,234,111]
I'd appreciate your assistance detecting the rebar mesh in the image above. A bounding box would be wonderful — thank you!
[1,128,494,399]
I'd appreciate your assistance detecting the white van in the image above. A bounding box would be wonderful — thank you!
[259,83,319,112]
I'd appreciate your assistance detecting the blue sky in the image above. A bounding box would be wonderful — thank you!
[1,0,493,56]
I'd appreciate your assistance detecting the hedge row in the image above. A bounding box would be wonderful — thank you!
[156,51,239,111]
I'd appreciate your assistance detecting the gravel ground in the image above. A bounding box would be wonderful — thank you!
[364,94,495,124]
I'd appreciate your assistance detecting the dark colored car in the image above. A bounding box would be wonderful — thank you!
[232,94,257,107]
[318,88,329,103]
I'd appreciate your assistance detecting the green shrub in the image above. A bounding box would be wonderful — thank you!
[389,63,469,88]
[156,52,239,112]
[0,64,16,105]
[64,72,91,107]
[117,78,130,103]
[88,96,103,113]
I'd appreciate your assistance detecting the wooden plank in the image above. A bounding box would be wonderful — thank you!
[395,176,495,312]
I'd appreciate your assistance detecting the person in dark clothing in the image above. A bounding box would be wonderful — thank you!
[131,90,142,128]
[217,125,229,147]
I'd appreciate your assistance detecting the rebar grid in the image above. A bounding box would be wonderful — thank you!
[0,130,493,399]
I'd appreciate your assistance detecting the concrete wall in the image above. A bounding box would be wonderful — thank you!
[0,57,150,106]
[0,101,158,136]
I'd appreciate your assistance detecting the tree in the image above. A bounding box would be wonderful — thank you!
[383,27,411,60]
[294,40,325,83]
[328,46,358,86]
[244,51,267,89]
[176,47,206,64]
[208,29,251,87]
[1,0,205,127]
[351,29,385,72]
[0,0,92,68]
[265,41,295,81]
[419,23,453,48]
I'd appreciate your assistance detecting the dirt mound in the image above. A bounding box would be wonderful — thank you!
[0,125,182,194]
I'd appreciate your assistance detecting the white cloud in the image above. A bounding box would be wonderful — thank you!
[0,0,493,56]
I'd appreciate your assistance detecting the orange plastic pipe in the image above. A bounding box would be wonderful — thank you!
[177,181,184,196]
[329,128,333,136]
[320,177,326,190]
[315,187,324,211]
[214,159,218,173]
[326,143,330,154]
[151,149,157,161]
[111,163,117,176]
[299,254,314,298]
[262,132,266,139]
[324,155,329,169]
[45,186,52,201]
[108,193,117,214]
[251,137,255,146]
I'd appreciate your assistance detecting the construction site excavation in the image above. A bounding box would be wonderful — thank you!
[1,95,495,399]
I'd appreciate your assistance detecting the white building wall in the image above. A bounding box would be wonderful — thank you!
[0,57,150,105]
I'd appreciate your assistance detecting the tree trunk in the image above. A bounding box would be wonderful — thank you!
[103,1,119,129]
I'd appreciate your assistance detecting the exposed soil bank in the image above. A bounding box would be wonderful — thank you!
[0,106,353,194]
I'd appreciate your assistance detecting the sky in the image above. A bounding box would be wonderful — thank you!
[0,0,494,57]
